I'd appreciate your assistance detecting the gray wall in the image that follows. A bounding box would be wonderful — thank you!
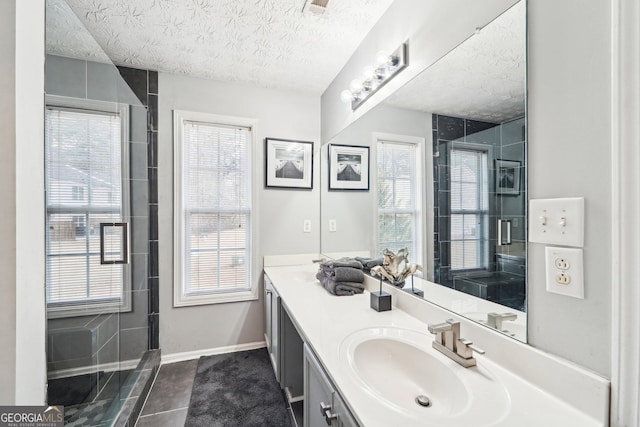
[158,72,320,356]
[527,0,611,377]
[0,0,17,404]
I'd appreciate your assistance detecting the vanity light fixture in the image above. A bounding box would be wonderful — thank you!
[302,0,329,14]
[340,42,408,110]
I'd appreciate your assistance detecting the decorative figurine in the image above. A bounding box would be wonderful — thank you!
[370,247,423,287]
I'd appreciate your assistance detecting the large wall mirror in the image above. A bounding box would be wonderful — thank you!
[320,1,527,341]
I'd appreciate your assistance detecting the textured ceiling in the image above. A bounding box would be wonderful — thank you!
[46,0,395,94]
[385,1,525,122]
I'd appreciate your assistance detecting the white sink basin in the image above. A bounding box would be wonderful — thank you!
[340,327,510,426]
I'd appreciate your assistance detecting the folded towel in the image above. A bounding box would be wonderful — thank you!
[315,271,365,296]
[320,257,363,270]
[355,257,384,272]
[319,265,364,283]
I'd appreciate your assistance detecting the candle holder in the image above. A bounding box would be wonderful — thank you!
[370,275,392,312]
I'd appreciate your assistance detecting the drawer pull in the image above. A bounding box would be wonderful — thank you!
[320,402,337,425]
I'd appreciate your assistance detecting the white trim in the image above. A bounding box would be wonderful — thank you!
[44,95,132,318]
[160,341,267,365]
[173,110,259,307]
[47,358,141,380]
[611,0,640,424]
[371,132,426,266]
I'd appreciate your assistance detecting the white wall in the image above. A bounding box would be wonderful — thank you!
[0,0,18,404]
[158,73,320,356]
[527,0,611,377]
[321,0,519,143]
[0,0,47,404]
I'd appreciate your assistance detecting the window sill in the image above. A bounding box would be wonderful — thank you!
[173,288,258,307]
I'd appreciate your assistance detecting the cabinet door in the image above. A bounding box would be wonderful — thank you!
[264,275,280,382]
[304,344,336,427]
[332,391,359,427]
[264,276,272,351]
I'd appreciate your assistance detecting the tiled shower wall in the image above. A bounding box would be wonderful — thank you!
[116,66,160,350]
[432,114,526,287]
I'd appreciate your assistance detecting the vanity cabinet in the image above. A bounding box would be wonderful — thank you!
[264,274,281,382]
[304,344,358,427]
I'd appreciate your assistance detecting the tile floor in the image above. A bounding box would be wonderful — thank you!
[135,359,198,426]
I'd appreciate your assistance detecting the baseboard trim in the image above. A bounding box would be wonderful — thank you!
[161,341,267,365]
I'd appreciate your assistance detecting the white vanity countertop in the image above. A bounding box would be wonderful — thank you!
[264,264,606,427]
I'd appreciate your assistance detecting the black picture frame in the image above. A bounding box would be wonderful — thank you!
[265,138,314,190]
[495,159,521,195]
[328,144,370,191]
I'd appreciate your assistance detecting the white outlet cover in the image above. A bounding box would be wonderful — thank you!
[303,220,311,233]
[529,197,584,247]
[545,246,584,299]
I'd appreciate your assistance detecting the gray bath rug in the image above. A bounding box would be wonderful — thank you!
[185,348,292,427]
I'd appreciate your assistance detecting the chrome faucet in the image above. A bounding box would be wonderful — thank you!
[427,319,485,367]
[487,312,518,331]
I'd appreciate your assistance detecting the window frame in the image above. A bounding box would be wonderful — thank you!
[449,143,491,273]
[45,95,131,319]
[173,110,258,307]
[372,132,425,268]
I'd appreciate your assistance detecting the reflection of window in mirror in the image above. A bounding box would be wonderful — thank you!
[450,148,489,271]
[376,139,422,263]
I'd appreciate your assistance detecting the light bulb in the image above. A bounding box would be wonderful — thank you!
[362,65,375,80]
[349,79,363,93]
[340,89,353,103]
[375,50,390,66]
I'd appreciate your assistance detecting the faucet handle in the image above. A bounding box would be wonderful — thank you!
[457,338,485,359]
[487,312,518,330]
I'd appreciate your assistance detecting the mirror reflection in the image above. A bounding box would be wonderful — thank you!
[321,1,527,341]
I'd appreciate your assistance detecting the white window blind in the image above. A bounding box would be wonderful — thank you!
[377,140,420,259]
[180,120,251,299]
[450,148,489,270]
[45,106,126,311]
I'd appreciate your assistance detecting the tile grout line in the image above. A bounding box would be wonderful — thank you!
[138,406,189,418]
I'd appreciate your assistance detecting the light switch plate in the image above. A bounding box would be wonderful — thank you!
[545,246,584,298]
[529,197,584,247]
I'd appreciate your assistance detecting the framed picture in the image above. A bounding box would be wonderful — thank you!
[328,144,370,191]
[265,138,314,189]
[495,159,521,195]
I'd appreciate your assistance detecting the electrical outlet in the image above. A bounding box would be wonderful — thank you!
[328,219,337,232]
[555,258,570,270]
[545,246,584,298]
[303,220,311,233]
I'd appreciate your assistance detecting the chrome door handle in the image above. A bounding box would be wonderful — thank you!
[320,402,337,425]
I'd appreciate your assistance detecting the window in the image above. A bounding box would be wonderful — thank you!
[376,138,422,262]
[72,186,85,201]
[450,148,489,271]
[174,111,256,306]
[45,97,130,317]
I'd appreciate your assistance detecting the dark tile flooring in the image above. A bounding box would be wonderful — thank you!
[136,360,198,427]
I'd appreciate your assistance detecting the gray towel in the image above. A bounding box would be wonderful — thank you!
[355,257,384,271]
[315,271,365,296]
[320,257,363,270]
[320,265,364,283]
